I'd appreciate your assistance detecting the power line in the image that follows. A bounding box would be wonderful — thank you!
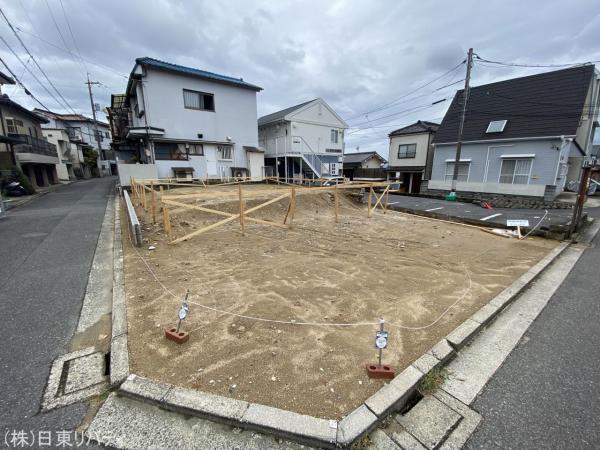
[44,0,72,58]
[345,59,465,121]
[474,54,600,68]
[15,26,128,79]
[349,97,452,131]
[0,35,69,110]
[59,0,89,76]
[0,6,78,114]
[0,56,52,110]
[347,116,446,136]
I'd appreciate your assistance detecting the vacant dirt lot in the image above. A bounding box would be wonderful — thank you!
[123,183,556,419]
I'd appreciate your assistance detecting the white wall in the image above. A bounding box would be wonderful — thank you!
[290,120,344,155]
[292,101,345,128]
[388,133,430,167]
[118,163,158,186]
[42,129,71,180]
[140,68,259,171]
[259,122,291,155]
[361,156,384,169]
[428,180,547,196]
[247,152,264,180]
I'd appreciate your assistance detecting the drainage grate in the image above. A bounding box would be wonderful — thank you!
[104,351,111,376]
[42,347,110,411]
[398,390,424,416]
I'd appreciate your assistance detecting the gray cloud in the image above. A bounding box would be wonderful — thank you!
[1,0,599,152]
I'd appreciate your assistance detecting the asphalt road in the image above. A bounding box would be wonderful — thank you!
[386,194,584,228]
[0,178,114,440]
[466,227,600,448]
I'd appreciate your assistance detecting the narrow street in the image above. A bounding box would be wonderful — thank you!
[466,218,600,448]
[0,178,114,435]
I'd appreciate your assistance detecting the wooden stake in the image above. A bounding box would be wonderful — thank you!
[367,184,373,218]
[334,183,339,223]
[159,185,164,210]
[151,181,156,224]
[289,186,296,226]
[384,186,389,214]
[371,185,390,213]
[142,184,147,210]
[163,207,172,241]
[239,184,245,234]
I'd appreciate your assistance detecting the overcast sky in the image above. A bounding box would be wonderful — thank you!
[1,0,599,154]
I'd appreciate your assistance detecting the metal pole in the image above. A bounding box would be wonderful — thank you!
[451,48,473,193]
[566,164,592,239]
[86,75,105,177]
[378,319,384,366]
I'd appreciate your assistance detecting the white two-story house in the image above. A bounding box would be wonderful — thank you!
[109,57,264,183]
[258,98,348,181]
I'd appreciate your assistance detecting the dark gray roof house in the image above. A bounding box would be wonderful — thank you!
[433,65,596,148]
[389,120,439,137]
[428,65,600,201]
[342,151,387,168]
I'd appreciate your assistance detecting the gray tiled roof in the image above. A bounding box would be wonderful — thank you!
[257,99,317,126]
[389,120,439,137]
[433,65,596,144]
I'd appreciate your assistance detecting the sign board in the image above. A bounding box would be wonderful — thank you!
[375,330,388,349]
[507,219,529,227]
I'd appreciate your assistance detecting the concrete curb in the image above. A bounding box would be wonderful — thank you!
[111,221,571,447]
[110,195,129,387]
[444,241,570,351]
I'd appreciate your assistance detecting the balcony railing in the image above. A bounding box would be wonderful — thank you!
[9,134,58,157]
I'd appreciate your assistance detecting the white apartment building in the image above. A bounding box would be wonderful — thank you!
[258,98,348,181]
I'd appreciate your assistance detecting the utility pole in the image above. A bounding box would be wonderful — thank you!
[85,75,104,177]
[449,47,474,199]
[566,157,596,239]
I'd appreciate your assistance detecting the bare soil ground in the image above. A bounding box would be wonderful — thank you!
[122,183,556,419]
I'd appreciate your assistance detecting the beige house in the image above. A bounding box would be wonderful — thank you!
[342,151,386,180]
[386,120,439,193]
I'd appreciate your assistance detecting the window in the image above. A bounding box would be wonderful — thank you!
[6,118,17,134]
[188,144,204,155]
[183,89,215,111]
[486,120,507,133]
[445,161,470,182]
[217,145,232,160]
[398,143,417,158]
[325,148,342,153]
[499,158,532,184]
[154,142,187,160]
[105,131,110,138]
[330,129,339,143]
